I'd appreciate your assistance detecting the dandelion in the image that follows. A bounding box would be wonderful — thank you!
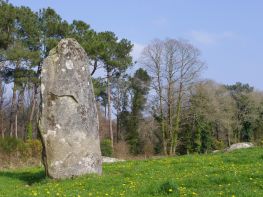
[168,189,173,192]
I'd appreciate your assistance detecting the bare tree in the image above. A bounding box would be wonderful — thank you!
[140,39,168,154]
[141,38,205,155]
[171,39,205,154]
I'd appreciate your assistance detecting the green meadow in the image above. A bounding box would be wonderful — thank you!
[0,148,262,197]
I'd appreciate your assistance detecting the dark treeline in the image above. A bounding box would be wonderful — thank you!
[0,1,262,157]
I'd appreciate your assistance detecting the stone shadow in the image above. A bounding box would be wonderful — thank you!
[0,169,46,185]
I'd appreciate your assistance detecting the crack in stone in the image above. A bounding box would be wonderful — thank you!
[48,92,79,103]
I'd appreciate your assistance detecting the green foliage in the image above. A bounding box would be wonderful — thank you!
[26,123,33,140]
[0,2,41,89]
[0,1,16,50]
[125,69,151,154]
[176,123,192,155]
[0,138,41,158]
[24,139,42,158]
[0,148,262,196]
[100,139,113,157]
[39,7,69,56]
[191,126,201,153]
[200,123,212,153]
[92,78,107,106]
[97,31,133,73]
[0,1,133,87]
[212,139,225,150]
[0,137,23,154]
[225,82,254,94]
[226,82,255,142]
[241,121,253,142]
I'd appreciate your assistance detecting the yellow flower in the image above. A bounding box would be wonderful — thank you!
[169,189,173,192]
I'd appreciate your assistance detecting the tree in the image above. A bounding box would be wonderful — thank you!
[112,73,130,142]
[185,81,236,153]
[0,2,134,144]
[170,39,204,154]
[39,7,69,58]
[140,39,167,154]
[226,82,254,142]
[141,39,204,155]
[95,31,133,148]
[0,3,41,137]
[93,77,107,116]
[125,68,150,154]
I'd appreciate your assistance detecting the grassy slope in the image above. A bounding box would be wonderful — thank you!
[0,148,262,197]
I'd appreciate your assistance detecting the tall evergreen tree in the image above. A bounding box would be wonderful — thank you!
[125,68,150,154]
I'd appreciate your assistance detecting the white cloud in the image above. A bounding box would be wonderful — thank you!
[190,30,236,45]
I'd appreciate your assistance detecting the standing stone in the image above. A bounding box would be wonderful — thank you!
[39,38,102,179]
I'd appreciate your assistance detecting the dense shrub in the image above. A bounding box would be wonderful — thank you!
[258,140,263,147]
[23,140,42,158]
[0,137,23,154]
[0,138,42,158]
[100,139,113,157]
[212,139,226,150]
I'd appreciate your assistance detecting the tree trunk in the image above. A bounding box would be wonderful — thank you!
[172,82,183,154]
[158,77,167,155]
[27,84,37,139]
[116,114,119,143]
[29,85,37,124]
[104,104,107,118]
[227,125,231,147]
[107,70,113,149]
[159,92,167,154]
[16,89,26,139]
[15,114,18,139]
[9,84,17,137]
[1,112,3,138]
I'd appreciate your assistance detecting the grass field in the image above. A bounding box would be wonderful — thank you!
[0,148,262,197]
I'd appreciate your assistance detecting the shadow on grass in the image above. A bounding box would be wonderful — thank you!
[0,169,46,185]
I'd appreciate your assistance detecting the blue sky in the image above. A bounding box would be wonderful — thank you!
[9,0,263,90]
